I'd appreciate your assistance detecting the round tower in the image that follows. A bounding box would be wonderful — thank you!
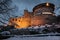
[32,2,56,25]
[33,2,55,15]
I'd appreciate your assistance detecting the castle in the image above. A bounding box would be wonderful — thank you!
[8,2,56,29]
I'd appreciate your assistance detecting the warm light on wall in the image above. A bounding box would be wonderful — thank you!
[46,2,49,6]
[9,17,31,29]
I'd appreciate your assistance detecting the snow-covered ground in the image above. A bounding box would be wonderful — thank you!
[4,36,60,40]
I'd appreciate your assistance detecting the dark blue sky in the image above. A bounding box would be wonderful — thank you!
[12,0,60,16]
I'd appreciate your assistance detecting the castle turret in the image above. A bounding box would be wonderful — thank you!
[33,2,55,15]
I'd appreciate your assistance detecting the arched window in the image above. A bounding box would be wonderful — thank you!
[12,18,14,21]
[15,19,17,21]
[19,20,20,22]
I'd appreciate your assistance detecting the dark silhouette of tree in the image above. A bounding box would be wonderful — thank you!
[0,0,18,25]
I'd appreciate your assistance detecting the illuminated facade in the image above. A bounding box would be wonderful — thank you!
[8,3,56,29]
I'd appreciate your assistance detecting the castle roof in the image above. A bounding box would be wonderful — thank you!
[33,2,55,12]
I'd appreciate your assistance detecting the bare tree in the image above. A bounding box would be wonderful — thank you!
[0,0,18,25]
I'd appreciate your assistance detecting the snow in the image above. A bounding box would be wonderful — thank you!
[4,36,60,40]
[1,31,10,35]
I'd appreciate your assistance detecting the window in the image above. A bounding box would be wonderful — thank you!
[15,19,17,21]
[19,20,20,22]
[42,12,52,14]
[12,18,14,21]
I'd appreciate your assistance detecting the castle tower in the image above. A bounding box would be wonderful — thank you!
[31,2,56,25]
[33,2,55,16]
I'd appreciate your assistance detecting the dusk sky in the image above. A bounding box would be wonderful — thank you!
[12,0,60,16]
